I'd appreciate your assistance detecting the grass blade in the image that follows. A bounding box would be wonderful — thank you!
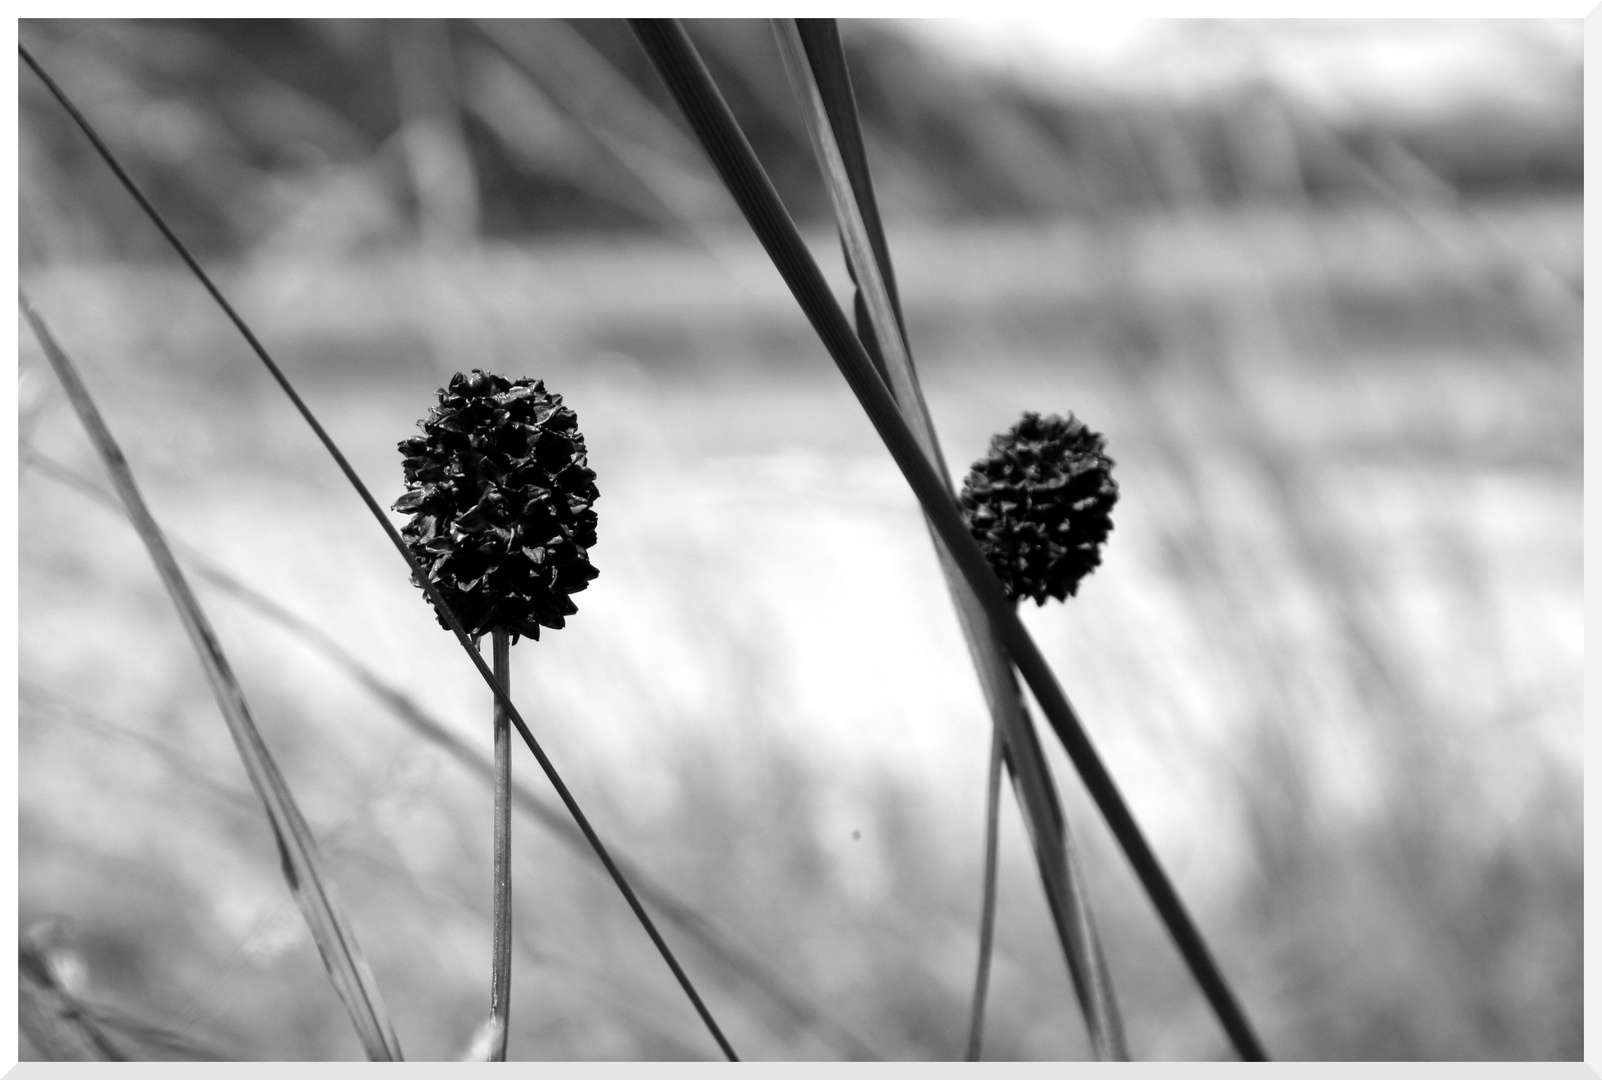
[773,18,1128,1059]
[966,724,1004,1060]
[19,293,405,1061]
[27,449,884,1059]
[630,19,1266,1060]
[19,41,737,1060]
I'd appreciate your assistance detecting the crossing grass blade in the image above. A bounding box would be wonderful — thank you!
[19,293,405,1062]
[19,40,737,1061]
[22,447,884,1061]
[773,18,1128,1060]
[630,18,1267,1061]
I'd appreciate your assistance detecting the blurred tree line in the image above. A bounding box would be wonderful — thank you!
[19,18,1582,264]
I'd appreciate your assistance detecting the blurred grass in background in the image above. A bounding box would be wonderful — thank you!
[17,17,1581,1060]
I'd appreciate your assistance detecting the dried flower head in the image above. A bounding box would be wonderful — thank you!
[393,370,598,642]
[959,411,1118,605]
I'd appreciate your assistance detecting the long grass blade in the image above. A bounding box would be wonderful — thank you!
[19,677,719,1064]
[966,724,1004,1060]
[773,18,1128,1060]
[24,445,882,1060]
[630,19,1266,1060]
[19,41,737,1060]
[19,293,404,1062]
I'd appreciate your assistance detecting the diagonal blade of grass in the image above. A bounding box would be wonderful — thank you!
[19,41,737,1061]
[19,293,405,1062]
[774,18,1128,1060]
[966,723,1005,1060]
[19,675,716,1064]
[630,19,1266,1061]
[790,18,1128,1053]
[22,446,885,1061]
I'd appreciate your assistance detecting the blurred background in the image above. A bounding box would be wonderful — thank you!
[16,18,1581,1061]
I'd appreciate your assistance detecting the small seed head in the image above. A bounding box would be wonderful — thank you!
[959,411,1118,605]
[393,370,598,642]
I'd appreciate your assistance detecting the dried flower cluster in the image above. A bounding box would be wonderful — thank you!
[394,370,598,641]
[960,411,1118,605]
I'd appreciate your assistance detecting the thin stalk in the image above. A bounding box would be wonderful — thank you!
[23,446,883,1061]
[18,677,712,1063]
[630,19,1265,1061]
[19,41,737,1061]
[775,19,1128,1059]
[19,292,404,1062]
[490,630,513,1062]
[966,722,1004,1061]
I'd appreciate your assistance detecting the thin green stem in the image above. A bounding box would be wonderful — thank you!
[965,720,1004,1061]
[490,630,513,1062]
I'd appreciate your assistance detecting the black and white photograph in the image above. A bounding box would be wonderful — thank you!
[15,16,1583,1062]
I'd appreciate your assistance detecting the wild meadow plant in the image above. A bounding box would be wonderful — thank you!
[20,450,875,1058]
[770,18,1128,1060]
[17,20,1284,1060]
[957,411,1120,1056]
[18,294,405,1061]
[21,37,737,1062]
[393,370,601,1059]
[635,17,1265,1060]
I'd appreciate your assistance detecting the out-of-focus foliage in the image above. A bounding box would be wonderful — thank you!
[18,18,1581,264]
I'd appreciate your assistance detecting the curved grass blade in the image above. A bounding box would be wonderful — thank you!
[630,19,1266,1060]
[773,18,1128,1060]
[18,41,737,1061]
[19,293,404,1062]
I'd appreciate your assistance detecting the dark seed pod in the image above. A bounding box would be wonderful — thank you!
[393,370,598,642]
[959,412,1118,605]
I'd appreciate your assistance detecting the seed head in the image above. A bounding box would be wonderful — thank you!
[959,412,1118,605]
[393,370,598,642]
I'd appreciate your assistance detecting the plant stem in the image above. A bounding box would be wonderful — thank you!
[966,720,1005,1061]
[19,293,404,1060]
[27,444,879,1060]
[773,21,1128,1058]
[490,630,512,1062]
[630,21,1262,1059]
[21,42,738,1062]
